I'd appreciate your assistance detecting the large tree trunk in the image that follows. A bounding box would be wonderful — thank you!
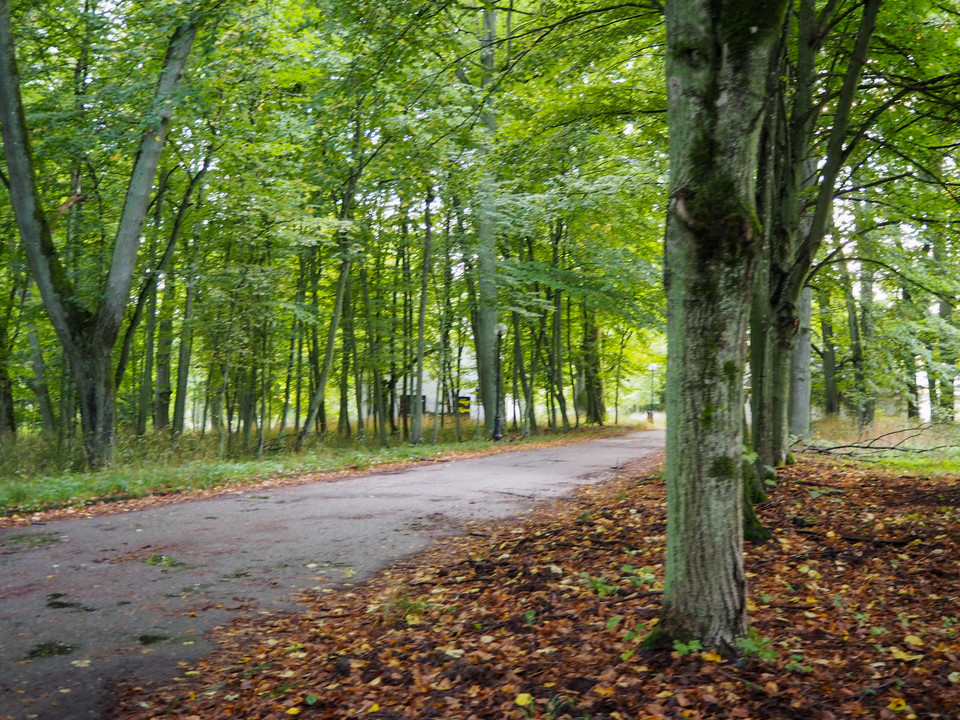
[657,0,787,654]
[0,4,198,466]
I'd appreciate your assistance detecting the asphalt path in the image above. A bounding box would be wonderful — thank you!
[0,430,664,719]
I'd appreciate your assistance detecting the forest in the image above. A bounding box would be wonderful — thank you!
[0,0,956,473]
[2,0,960,715]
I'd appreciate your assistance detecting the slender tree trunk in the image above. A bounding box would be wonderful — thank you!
[789,286,812,441]
[837,247,871,428]
[0,282,19,438]
[613,329,630,425]
[155,273,174,430]
[513,311,532,436]
[297,247,351,450]
[858,241,876,427]
[0,335,15,437]
[551,286,569,430]
[137,196,163,437]
[818,288,840,415]
[581,303,604,425]
[360,264,388,448]
[27,327,57,434]
[172,226,200,436]
[338,285,353,438]
[475,2,499,438]
[411,189,433,444]
[935,240,955,420]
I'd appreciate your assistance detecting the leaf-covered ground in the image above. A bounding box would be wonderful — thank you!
[111,454,960,720]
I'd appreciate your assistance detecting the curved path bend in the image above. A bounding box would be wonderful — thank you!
[0,430,664,719]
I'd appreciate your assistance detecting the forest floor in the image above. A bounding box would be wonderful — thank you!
[111,453,960,720]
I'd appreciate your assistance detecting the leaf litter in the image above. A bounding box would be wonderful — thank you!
[110,454,960,719]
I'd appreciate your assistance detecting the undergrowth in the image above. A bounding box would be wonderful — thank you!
[0,423,635,515]
[805,415,960,474]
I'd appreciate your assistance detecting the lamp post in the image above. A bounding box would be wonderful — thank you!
[648,363,658,424]
[493,323,507,441]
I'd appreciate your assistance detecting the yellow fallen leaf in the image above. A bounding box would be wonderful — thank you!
[904,635,923,647]
[889,646,923,661]
[515,693,534,707]
[887,697,906,711]
[702,651,723,663]
[286,708,301,716]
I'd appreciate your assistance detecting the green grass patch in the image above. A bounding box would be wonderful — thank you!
[0,424,635,515]
[808,416,960,476]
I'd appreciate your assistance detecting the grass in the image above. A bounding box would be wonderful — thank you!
[806,414,960,474]
[0,422,641,516]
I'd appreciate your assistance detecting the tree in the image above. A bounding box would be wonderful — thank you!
[656,0,788,652]
[750,0,880,476]
[0,0,202,466]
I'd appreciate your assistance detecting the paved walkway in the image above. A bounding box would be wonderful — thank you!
[0,430,664,719]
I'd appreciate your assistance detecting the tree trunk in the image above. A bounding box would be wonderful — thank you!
[837,246,871,428]
[154,273,174,430]
[581,303,604,425]
[475,2,499,438]
[411,189,433,444]
[360,264,389,448]
[137,197,163,437]
[27,327,57,434]
[750,0,879,466]
[935,240,955,420]
[296,248,351,450]
[172,226,200,436]
[656,0,787,654]
[0,283,19,438]
[338,285,353,438]
[857,239,876,427]
[789,286,812,440]
[818,288,840,415]
[0,5,199,466]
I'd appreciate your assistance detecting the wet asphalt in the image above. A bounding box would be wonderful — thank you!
[0,430,664,719]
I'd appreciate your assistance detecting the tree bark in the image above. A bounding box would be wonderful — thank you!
[657,0,787,654]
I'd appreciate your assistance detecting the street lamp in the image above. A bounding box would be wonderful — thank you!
[648,363,658,424]
[493,323,507,441]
